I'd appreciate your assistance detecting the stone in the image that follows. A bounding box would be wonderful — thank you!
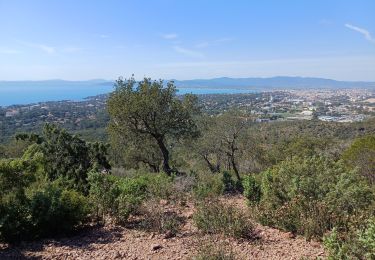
[151,244,163,251]
[164,231,175,239]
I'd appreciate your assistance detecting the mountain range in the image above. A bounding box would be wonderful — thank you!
[1,77,374,90]
[172,76,375,89]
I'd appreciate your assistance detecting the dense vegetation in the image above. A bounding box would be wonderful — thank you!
[1,77,374,258]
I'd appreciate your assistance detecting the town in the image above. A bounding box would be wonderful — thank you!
[1,88,374,143]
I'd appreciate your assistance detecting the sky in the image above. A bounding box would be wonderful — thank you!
[0,0,374,81]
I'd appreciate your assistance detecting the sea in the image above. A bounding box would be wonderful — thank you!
[0,83,257,107]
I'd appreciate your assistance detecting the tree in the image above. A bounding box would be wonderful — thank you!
[16,124,111,193]
[107,77,200,175]
[190,116,223,173]
[110,130,163,172]
[192,110,254,184]
[213,110,249,182]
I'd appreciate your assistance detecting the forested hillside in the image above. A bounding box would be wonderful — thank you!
[1,78,374,259]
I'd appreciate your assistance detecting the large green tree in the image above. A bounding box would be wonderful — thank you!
[16,124,111,193]
[108,77,199,175]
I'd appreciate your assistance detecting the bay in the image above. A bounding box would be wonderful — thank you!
[0,82,256,107]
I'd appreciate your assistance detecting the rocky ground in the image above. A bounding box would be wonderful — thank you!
[0,196,326,259]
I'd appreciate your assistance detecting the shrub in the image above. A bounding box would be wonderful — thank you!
[222,171,238,193]
[0,184,89,243]
[193,173,224,200]
[115,176,148,222]
[358,218,375,259]
[143,174,174,199]
[139,199,184,236]
[324,218,375,260]
[193,200,253,239]
[0,193,31,243]
[29,184,89,237]
[87,171,121,221]
[87,172,176,223]
[248,156,375,239]
[342,135,375,184]
[18,124,111,194]
[88,172,145,223]
[194,241,236,260]
[173,174,196,193]
[242,175,262,204]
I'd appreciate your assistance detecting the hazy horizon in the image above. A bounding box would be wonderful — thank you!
[1,75,375,83]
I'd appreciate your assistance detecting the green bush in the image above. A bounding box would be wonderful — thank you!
[222,171,235,193]
[221,171,242,193]
[142,173,174,199]
[87,171,121,221]
[17,124,111,194]
[193,173,224,200]
[87,172,175,223]
[115,176,148,222]
[0,184,89,243]
[342,135,375,184]
[0,193,31,243]
[248,156,375,239]
[29,184,89,237]
[193,200,253,239]
[324,218,375,260]
[242,175,262,204]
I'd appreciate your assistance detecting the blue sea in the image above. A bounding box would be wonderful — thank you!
[0,82,257,107]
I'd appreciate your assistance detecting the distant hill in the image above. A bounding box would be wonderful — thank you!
[1,77,374,106]
[172,76,375,90]
[1,77,374,91]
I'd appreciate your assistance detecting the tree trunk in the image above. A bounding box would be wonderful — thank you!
[148,163,159,173]
[230,154,241,182]
[202,155,220,173]
[229,141,241,182]
[156,137,172,175]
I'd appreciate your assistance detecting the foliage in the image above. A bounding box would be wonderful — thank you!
[1,91,375,246]
[342,135,375,184]
[17,124,111,193]
[0,158,37,197]
[222,171,236,193]
[110,132,162,172]
[107,77,200,175]
[324,218,375,259]
[28,184,89,238]
[192,111,252,182]
[88,172,143,223]
[193,172,224,200]
[0,192,31,243]
[0,138,32,159]
[87,171,175,223]
[0,182,89,243]
[193,200,253,239]
[0,157,37,242]
[248,156,374,239]
[242,175,262,204]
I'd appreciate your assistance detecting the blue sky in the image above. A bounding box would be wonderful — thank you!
[0,0,374,81]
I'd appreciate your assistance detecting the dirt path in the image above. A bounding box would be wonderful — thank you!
[0,195,326,259]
